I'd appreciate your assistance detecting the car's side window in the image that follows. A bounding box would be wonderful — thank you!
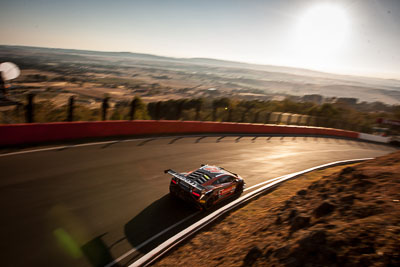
[212,177,222,185]
[213,175,234,185]
[213,176,225,185]
[226,176,235,182]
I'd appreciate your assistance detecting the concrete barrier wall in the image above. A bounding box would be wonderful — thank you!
[0,120,360,146]
[299,115,309,125]
[359,133,389,143]
[270,112,281,123]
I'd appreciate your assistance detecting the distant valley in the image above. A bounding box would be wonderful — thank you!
[1,45,399,106]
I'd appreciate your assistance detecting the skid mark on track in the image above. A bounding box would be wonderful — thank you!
[195,136,206,143]
[216,136,225,143]
[169,137,183,144]
[137,139,155,146]
[101,141,121,149]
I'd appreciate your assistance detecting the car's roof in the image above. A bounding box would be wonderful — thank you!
[186,165,235,185]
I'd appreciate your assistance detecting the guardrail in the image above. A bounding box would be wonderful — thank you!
[0,120,360,146]
[130,158,373,267]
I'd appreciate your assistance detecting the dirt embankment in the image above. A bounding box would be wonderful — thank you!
[154,152,400,267]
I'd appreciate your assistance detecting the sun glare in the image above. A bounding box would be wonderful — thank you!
[292,3,350,69]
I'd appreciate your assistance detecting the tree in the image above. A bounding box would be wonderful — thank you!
[212,98,230,121]
[238,100,256,122]
[131,96,149,120]
[193,98,204,121]
[175,99,186,120]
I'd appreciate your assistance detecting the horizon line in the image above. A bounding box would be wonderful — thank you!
[1,43,399,82]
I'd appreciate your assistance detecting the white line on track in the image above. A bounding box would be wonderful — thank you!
[0,135,211,157]
[0,140,151,157]
[0,145,67,157]
[0,134,354,158]
[105,211,200,267]
[244,175,289,192]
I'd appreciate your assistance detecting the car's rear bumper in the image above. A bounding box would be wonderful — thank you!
[170,183,203,208]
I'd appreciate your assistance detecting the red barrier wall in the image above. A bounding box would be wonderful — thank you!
[0,120,359,146]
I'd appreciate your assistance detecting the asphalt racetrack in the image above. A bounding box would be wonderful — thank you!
[0,135,396,267]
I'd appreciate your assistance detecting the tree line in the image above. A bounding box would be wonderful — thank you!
[1,95,399,134]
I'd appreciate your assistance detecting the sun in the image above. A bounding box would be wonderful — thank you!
[292,3,350,67]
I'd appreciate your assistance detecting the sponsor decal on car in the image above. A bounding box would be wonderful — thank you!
[219,185,236,196]
[201,166,223,173]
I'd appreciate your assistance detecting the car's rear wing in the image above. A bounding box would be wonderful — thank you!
[164,169,204,191]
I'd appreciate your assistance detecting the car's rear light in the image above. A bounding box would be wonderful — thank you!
[171,179,177,184]
[192,191,200,197]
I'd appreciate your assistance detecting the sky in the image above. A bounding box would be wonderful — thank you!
[1,0,400,79]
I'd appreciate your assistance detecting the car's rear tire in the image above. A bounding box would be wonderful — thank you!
[203,196,216,210]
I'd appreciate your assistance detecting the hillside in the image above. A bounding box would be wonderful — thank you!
[154,152,400,266]
[1,45,400,104]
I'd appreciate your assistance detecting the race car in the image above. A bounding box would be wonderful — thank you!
[165,164,245,210]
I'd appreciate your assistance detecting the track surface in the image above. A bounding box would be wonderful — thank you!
[0,136,395,267]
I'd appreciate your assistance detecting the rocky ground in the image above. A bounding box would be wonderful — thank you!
[154,151,400,267]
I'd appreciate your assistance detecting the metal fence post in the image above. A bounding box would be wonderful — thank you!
[67,96,75,122]
[155,101,161,120]
[102,97,109,121]
[25,93,35,123]
[130,98,138,120]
